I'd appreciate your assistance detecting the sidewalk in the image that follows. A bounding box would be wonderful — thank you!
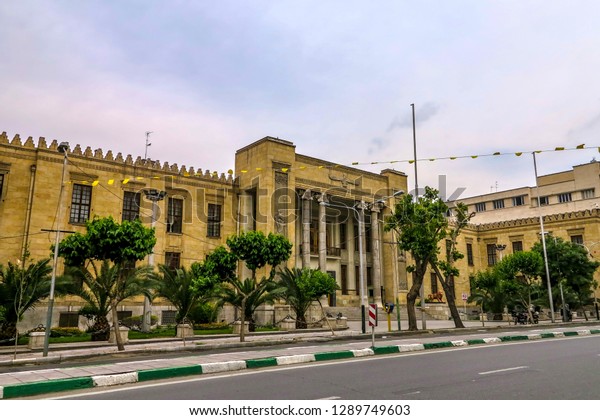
[1,319,599,399]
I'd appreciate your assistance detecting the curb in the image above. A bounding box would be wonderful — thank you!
[1,329,598,399]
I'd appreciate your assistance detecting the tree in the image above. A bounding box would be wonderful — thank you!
[153,262,220,325]
[468,269,508,317]
[0,258,59,344]
[58,216,156,350]
[430,202,474,328]
[531,236,599,319]
[496,251,544,321]
[384,187,469,330]
[198,231,292,341]
[276,267,339,329]
[64,261,153,340]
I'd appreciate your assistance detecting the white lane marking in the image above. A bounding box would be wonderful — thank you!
[318,396,341,400]
[402,391,421,395]
[478,366,529,375]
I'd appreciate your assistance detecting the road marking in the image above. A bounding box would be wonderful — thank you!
[478,366,529,375]
[318,396,341,400]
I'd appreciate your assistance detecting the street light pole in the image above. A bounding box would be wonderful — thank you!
[142,189,167,332]
[532,152,556,322]
[43,141,69,357]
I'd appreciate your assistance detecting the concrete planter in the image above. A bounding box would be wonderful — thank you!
[335,316,348,329]
[176,323,194,338]
[232,321,249,334]
[28,331,46,350]
[108,326,129,344]
[280,318,296,331]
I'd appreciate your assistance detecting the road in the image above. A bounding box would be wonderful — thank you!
[60,334,600,400]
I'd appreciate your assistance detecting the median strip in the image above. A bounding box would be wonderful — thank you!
[1,328,597,399]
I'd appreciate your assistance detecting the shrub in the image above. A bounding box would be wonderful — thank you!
[50,327,85,337]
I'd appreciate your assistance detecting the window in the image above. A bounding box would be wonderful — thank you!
[430,272,439,294]
[487,244,497,266]
[207,203,222,237]
[167,197,183,233]
[165,252,181,269]
[161,310,177,325]
[512,196,525,206]
[122,191,141,221]
[339,223,347,250]
[571,235,584,245]
[512,241,523,252]
[365,224,372,252]
[582,189,595,199]
[341,265,348,294]
[539,196,549,206]
[475,202,486,212]
[354,224,359,251]
[69,184,92,224]
[0,173,4,198]
[493,199,505,209]
[558,192,572,203]
[466,243,474,266]
[58,312,79,328]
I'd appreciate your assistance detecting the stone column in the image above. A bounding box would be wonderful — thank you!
[238,192,253,280]
[356,201,368,306]
[301,190,312,268]
[347,209,356,293]
[371,202,383,305]
[318,193,328,271]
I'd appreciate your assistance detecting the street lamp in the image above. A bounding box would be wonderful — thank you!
[532,153,556,322]
[142,189,167,332]
[43,141,69,357]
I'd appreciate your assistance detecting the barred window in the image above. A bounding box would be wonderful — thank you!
[487,244,497,266]
[493,199,504,209]
[165,252,181,269]
[70,184,92,224]
[512,241,523,252]
[122,191,141,221]
[558,192,572,203]
[167,198,183,233]
[466,243,474,266]
[58,312,79,328]
[475,202,486,212]
[207,203,222,237]
[512,196,525,206]
[582,189,595,200]
[0,173,4,198]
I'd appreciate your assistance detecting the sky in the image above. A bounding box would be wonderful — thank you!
[2,0,600,199]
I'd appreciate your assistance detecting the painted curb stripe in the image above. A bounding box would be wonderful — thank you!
[314,351,355,361]
[466,339,486,345]
[499,335,529,342]
[2,377,93,399]
[423,341,453,349]
[373,346,400,355]
[577,330,591,335]
[540,333,556,339]
[138,365,202,382]
[93,372,138,387]
[200,361,247,373]
[351,348,374,357]
[246,357,278,369]
[563,331,579,337]
[526,334,542,340]
[399,343,425,352]
[451,340,468,347]
[590,330,600,334]
[275,354,316,365]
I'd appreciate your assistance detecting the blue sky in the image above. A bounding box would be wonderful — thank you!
[2,1,600,197]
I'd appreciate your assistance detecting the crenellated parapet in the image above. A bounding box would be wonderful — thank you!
[1,132,235,184]
[473,208,600,231]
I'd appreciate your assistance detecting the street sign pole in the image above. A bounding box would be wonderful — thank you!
[369,304,377,348]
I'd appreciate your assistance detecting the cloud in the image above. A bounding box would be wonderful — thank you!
[387,102,441,132]
[367,137,390,155]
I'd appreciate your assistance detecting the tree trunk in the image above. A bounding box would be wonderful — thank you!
[110,302,125,351]
[240,296,246,343]
[406,281,421,331]
[432,266,465,328]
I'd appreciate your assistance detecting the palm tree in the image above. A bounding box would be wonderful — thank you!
[151,264,218,325]
[0,258,55,344]
[217,277,284,336]
[65,260,153,342]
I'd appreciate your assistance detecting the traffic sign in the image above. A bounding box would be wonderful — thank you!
[462,292,468,301]
[368,304,377,327]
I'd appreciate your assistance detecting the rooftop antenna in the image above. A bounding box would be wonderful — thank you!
[144,131,153,160]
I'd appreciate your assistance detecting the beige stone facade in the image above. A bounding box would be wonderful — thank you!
[0,133,408,329]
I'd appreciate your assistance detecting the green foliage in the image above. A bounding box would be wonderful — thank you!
[226,231,292,276]
[468,269,507,314]
[276,267,338,328]
[58,216,156,266]
[0,257,68,341]
[187,302,221,325]
[153,264,219,323]
[495,251,544,310]
[531,236,599,311]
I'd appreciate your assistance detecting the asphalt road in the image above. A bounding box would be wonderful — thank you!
[61,334,600,400]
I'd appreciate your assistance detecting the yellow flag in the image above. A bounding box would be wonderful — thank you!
[493,152,501,155]
[108,179,114,185]
[92,180,99,186]
[515,152,522,156]
[577,144,585,149]
[555,147,565,151]
[122,178,130,184]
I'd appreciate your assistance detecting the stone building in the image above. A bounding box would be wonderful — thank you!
[444,161,600,317]
[0,133,409,330]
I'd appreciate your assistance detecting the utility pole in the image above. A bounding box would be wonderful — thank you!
[144,131,153,160]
